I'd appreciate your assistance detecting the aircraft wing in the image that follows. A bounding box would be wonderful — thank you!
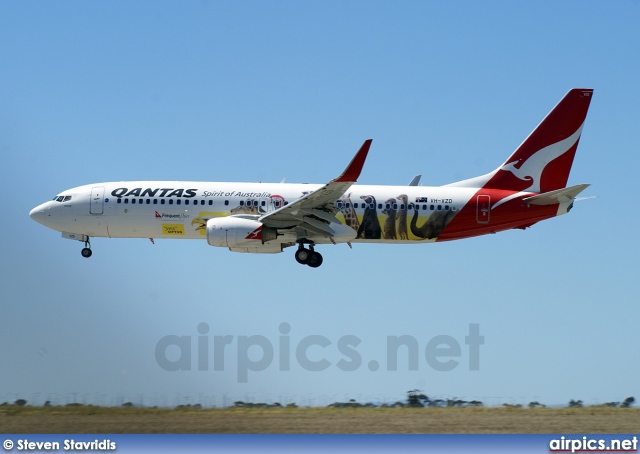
[259,140,372,237]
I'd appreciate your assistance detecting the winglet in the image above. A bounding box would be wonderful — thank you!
[332,139,372,183]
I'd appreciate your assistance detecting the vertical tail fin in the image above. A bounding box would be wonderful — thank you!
[446,89,593,193]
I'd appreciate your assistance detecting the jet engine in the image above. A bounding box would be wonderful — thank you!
[206,217,277,248]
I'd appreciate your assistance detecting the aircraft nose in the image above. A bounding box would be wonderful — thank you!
[29,205,45,225]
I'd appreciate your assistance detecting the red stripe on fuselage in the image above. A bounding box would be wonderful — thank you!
[437,190,558,241]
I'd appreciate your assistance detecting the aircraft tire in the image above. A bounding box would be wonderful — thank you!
[307,251,323,268]
[81,248,92,258]
[295,248,310,265]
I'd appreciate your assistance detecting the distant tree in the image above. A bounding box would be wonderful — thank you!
[44,401,51,407]
[601,402,620,407]
[14,399,27,406]
[568,400,583,408]
[329,399,363,408]
[122,402,134,407]
[447,399,469,407]
[503,403,522,408]
[621,397,635,408]
[406,389,429,407]
[528,401,545,409]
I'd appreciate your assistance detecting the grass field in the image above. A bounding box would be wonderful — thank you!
[1,406,639,433]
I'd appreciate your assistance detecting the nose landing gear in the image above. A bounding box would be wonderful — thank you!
[295,242,323,268]
[81,238,92,258]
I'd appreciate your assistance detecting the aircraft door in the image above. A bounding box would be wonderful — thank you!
[90,186,105,215]
[266,195,285,213]
[476,195,490,224]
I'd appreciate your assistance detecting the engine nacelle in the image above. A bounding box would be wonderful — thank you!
[206,217,278,248]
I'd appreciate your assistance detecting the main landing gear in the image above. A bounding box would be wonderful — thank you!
[295,242,323,268]
[81,237,92,258]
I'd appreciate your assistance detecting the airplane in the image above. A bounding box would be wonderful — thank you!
[30,88,593,268]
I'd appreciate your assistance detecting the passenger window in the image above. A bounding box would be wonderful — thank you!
[169,200,173,205]
[393,203,398,210]
[161,199,165,205]
[177,200,181,205]
[445,205,449,210]
[139,199,143,204]
[345,203,350,208]
[146,199,151,204]
[370,203,375,209]
[185,200,189,205]
[378,204,382,209]
[430,205,434,210]
[422,204,427,210]
[224,200,229,206]
[385,204,390,209]
[202,200,205,206]
[153,199,157,204]
[437,205,442,210]
[239,201,244,206]
[117,199,122,204]
[208,200,212,205]
[253,201,258,207]
[261,201,266,206]
[132,199,136,204]
[415,205,420,211]
[124,199,129,204]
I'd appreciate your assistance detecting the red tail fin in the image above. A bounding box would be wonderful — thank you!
[447,89,594,193]
[485,88,593,193]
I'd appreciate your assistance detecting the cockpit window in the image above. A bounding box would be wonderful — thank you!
[53,195,72,202]
[63,196,72,202]
[56,196,64,202]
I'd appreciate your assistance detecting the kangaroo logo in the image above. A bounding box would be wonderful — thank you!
[491,123,584,211]
[499,123,584,194]
[245,226,262,240]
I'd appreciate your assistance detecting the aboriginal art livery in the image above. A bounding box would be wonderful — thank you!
[30,89,594,268]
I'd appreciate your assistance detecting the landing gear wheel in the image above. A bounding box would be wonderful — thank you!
[307,251,323,268]
[295,248,310,265]
[80,237,92,258]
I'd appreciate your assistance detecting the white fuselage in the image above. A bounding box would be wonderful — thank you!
[30,181,477,244]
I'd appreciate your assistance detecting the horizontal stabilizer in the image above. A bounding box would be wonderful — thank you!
[522,184,590,206]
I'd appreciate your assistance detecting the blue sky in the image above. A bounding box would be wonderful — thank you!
[1,1,639,408]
